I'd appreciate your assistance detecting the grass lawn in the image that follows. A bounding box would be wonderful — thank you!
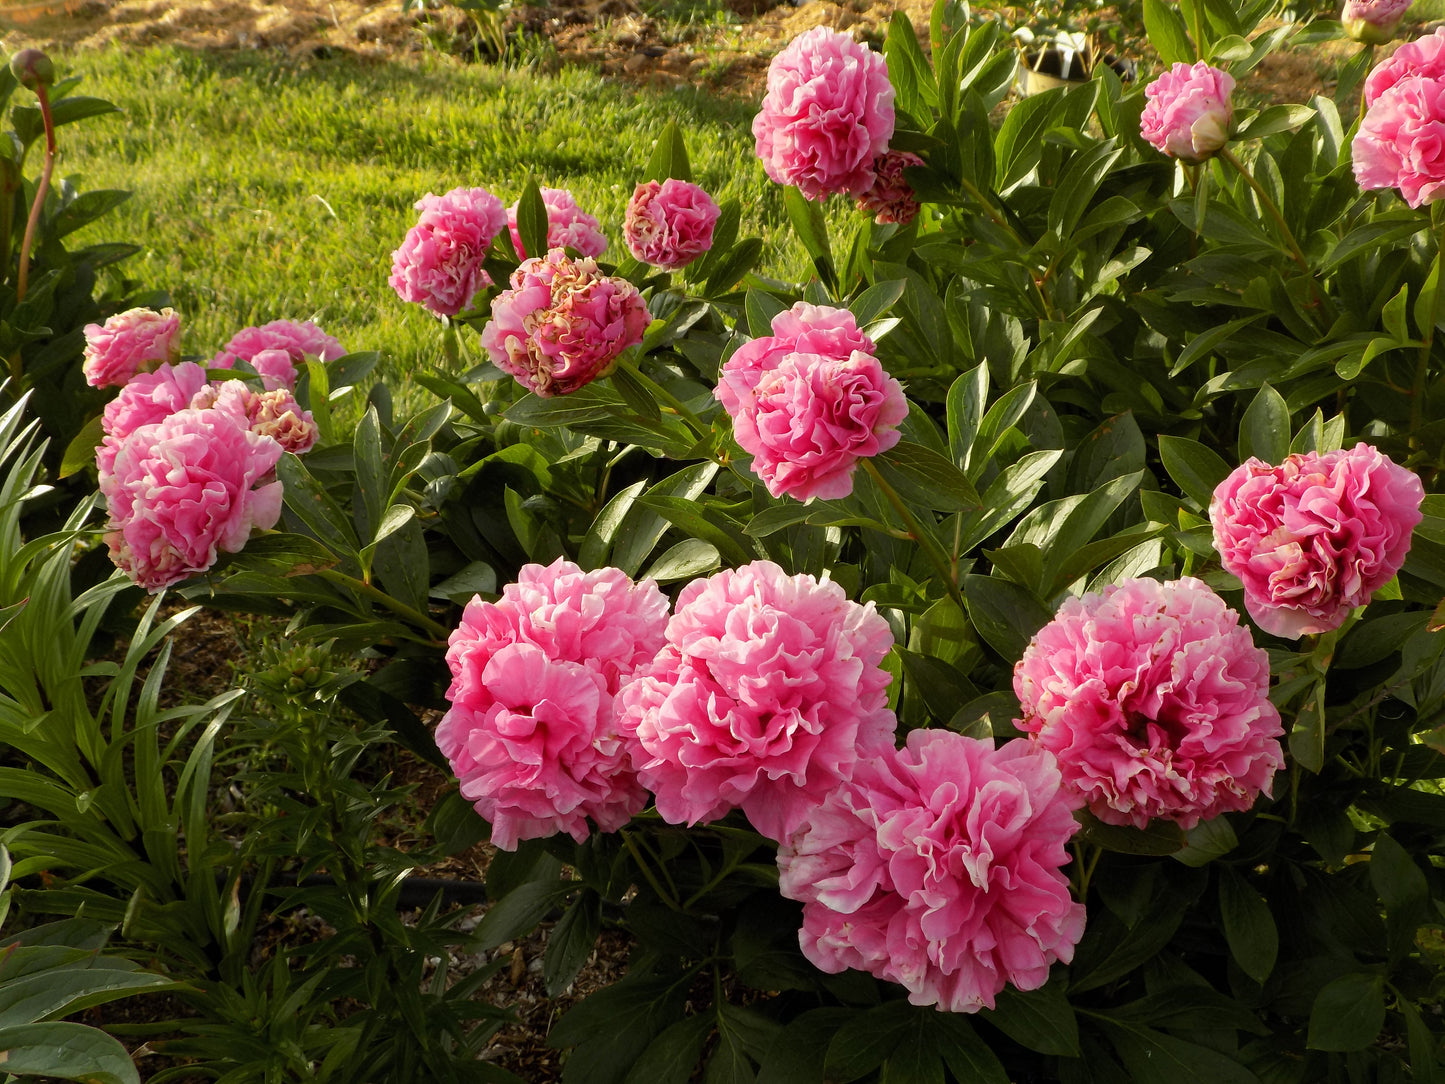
[60,47,819,382]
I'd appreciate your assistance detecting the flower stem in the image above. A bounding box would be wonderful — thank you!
[860,458,966,612]
[314,566,450,641]
[616,356,710,441]
[16,82,56,306]
[1217,146,1310,274]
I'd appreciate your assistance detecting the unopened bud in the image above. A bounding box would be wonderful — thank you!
[9,49,54,91]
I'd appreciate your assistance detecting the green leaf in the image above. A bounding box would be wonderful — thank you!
[625,1015,712,1084]
[0,1020,139,1084]
[643,539,720,584]
[982,981,1079,1057]
[930,1015,1009,1084]
[474,879,573,953]
[545,893,601,996]
[875,440,983,511]
[825,1000,913,1082]
[0,967,173,1028]
[278,453,359,555]
[962,574,1053,662]
[994,88,1064,192]
[850,279,907,327]
[1416,253,1442,339]
[612,463,719,576]
[1307,972,1386,1051]
[643,119,692,183]
[58,414,103,479]
[1048,139,1124,240]
[428,560,498,603]
[1095,1019,1261,1084]
[1157,435,1231,508]
[946,363,989,468]
[1219,868,1278,985]
[353,406,386,540]
[634,496,754,568]
[516,177,549,261]
[1144,0,1195,64]
[579,481,647,569]
[1171,814,1239,866]
[746,289,789,339]
[1076,813,1188,856]
[1289,680,1327,773]
[783,186,836,292]
[1370,831,1430,967]
[1232,104,1315,141]
[1237,383,1290,464]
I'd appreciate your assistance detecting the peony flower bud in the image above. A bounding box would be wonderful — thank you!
[1139,61,1235,162]
[623,178,721,271]
[1342,0,1412,43]
[389,186,507,318]
[10,49,54,91]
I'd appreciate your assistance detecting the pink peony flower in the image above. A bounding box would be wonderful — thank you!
[855,150,926,225]
[753,27,896,200]
[715,302,906,501]
[100,407,284,592]
[1139,61,1235,162]
[82,307,181,388]
[210,320,347,390]
[389,186,508,318]
[97,361,212,477]
[1364,26,1445,106]
[436,558,669,850]
[777,730,1086,1013]
[191,381,319,455]
[623,179,721,271]
[1210,444,1425,637]
[1014,577,1284,830]
[616,560,898,842]
[507,188,608,261]
[480,248,650,397]
[1343,0,1412,43]
[1353,71,1445,206]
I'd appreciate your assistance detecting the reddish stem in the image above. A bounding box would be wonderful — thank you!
[16,82,57,304]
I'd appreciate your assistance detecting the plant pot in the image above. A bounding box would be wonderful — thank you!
[1018,43,1137,96]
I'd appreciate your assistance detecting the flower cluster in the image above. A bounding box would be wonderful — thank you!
[715,303,907,501]
[623,178,720,271]
[1354,28,1445,206]
[1139,61,1235,162]
[1210,444,1425,637]
[617,560,897,842]
[436,559,669,850]
[82,307,181,388]
[778,730,1086,1012]
[507,188,608,260]
[210,319,347,390]
[92,313,328,591]
[1014,576,1284,829]
[480,248,650,397]
[389,186,508,317]
[753,27,895,200]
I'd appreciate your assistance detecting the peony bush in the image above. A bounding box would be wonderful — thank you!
[28,5,1445,1082]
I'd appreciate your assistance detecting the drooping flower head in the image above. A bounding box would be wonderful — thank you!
[1013,576,1284,829]
[1343,0,1412,43]
[753,27,896,200]
[778,730,1085,1013]
[82,307,181,388]
[97,361,213,477]
[855,150,926,225]
[480,248,650,397]
[617,560,898,842]
[1210,444,1425,637]
[100,407,284,592]
[1139,61,1235,162]
[389,186,508,317]
[436,559,670,851]
[210,319,347,390]
[623,178,721,271]
[506,187,608,261]
[715,302,906,502]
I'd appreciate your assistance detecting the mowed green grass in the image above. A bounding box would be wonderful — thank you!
[58,47,809,381]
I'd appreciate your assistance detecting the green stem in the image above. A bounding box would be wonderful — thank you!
[1410,212,1445,447]
[620,829,683,912]
[615,356,709,441]
[1073,842,1103,900]
[314,566,450,641]
[860,458,966,612]
[1217,147,1310,274]
[1191,0,1206,61]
